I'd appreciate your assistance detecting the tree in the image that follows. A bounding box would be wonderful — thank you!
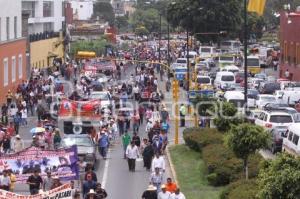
[135,26,149,36]
[211,102,242,132]
[93,1,115,25]
[70,38,111,57]
[115,16,129,33]
[258,153,300,199]
[225,123,269,180]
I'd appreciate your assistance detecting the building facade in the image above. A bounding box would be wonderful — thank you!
[22,0,65,34]
[0,0,27,104]
[279,10,300,80]
[69,0,94,20]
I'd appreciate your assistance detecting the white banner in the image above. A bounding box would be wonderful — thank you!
[0,183,73,199]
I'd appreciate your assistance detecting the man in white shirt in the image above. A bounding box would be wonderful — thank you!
[151,153,166,173]
[0,170,11,191]
[126,141,140,172]
[133,85,139,100]
[158,184,171,199]
[171,188,186,199]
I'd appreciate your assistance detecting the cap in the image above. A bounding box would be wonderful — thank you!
[88,189,96,194]
[16,135,20,138]
[147,185,157,191]
[161,184,166,189]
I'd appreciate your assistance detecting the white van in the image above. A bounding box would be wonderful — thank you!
[221,65,240,73]
[224,91,245,108]
[279,90,300,106]
[184,51,198,64]
[214,71,235,89]
[283,124,300,156]
[199,46,217,58]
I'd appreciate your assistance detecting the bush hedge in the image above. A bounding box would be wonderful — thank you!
[183,127,223,152]
[202,143,262,186]
[220,179,258,199]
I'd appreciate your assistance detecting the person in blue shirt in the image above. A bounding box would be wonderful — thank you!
[98,131,109,160]
[161,121,170,133]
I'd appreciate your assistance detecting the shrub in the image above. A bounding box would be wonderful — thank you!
[220,179,258,199]
[183,127,223,152]
[202,143,262,186]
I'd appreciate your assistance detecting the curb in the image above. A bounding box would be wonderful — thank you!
[166,145,179,186]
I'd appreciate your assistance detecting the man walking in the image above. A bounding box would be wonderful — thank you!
[98,131,109,160]
[158,185,171,199]
[179,104,186,127]
[122,131,131,159]
[125,141,139,172]
[171,188,186,199]
[26,170,43,195]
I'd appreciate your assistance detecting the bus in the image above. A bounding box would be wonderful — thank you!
[218,55,236,68]
[247,55,261,74]
[220,40,241,53]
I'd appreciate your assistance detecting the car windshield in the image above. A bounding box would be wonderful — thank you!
[247,58,259,66]
[177,59,187,64]
[261,96,276,101]
[228,99,245,107]
[255,74,265,79]
[90,93,109,100]
[201,48,211,53]
[221,75,234,81]
[269,115,293,123]
[220,56,234,61]
[221,42,232,47]
[62,137,93,147]
[197,77,210,84]
[293,113,300,123]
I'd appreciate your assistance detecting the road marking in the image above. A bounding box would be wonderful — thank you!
[101,149,111,189]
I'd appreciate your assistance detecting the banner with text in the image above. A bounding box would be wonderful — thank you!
[0,183,73,199]
[0,146,79,183]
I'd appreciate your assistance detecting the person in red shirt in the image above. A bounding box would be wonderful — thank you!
[165,178,178,193]
[6,122,15,138]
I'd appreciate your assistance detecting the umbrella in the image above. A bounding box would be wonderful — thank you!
[30,127,45,134]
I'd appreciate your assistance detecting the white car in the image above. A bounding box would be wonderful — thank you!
[89,91,113,109]
[255,110,294,129]
[255,94,277,109]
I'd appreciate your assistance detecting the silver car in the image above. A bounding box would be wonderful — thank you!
[61,134,97,164]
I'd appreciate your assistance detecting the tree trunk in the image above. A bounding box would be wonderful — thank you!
[244,158,249,180]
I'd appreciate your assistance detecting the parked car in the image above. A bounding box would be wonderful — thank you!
[255,110,294,129]
[283,123,300,156]
[269,126,288,154]
[61,134,97,164]
[259,82,280,94]
[89,91,113,110]
[255,94,277,109]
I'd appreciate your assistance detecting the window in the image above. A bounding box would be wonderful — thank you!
[11,56,16,82]
[258,113,265,120]
[0,18,1,41]
[6,17,9,40]
[14,16,17,39]
[18,55,22,79]
[43,22,53,32]
[292,134,299,146]
[288,131,293,141]
[43,1,54,17]
[269,115,293,123]
[3,58,8,86]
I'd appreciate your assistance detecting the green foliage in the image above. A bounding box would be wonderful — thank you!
[221,179,258,199]
[135,26,149,36]
[70,38,111,57]
[115,16,129,33]
[183,127,223,152]
[225,123,270,179]
[191,96,218,117]
[212,101,242,132]
[93,1,115,25]
[202,143,262,186]
[257,153,300,199]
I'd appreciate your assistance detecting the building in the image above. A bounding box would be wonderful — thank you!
[69,0,94,21]
[111,0,136,17]
[0,0,27,104]
[279,9,300,80]
[22,0,65,34]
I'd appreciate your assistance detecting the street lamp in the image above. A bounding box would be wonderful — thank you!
[159,13,162,64]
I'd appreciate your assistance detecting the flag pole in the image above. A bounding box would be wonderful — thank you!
[244,0,248,111]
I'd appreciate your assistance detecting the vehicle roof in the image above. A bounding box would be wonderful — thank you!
[90,91,110,94]
[247,55,259,59]
[258,94,275,97]
[288,123,300,132]
[216,71,235,76]
[223,65,239,70]
[224,91,244,98]
[263,111,292,116]
[197,75,210,78]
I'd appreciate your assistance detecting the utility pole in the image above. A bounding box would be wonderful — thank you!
[159,14,162,64]
[244,0,248,110]
[186,29,190,92]
[167,23,170,69]
[172,80,179,144]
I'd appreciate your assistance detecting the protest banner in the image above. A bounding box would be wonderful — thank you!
[0,183,73,199]
[0,146,79,183]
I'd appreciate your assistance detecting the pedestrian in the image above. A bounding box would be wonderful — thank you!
[142,140,154,171]
[85,189,96,199]
[152,136,163,154]
[84,167,97,182]
[179,104,186,127]
[43,171,53,191]
[98,131,109,160]
[7,169,16,192]
[0,170,11,191]
[158,184,171,199]
[50,176,62,190]
[53,129,61,149]
[149,167,164,193]
[21,108,28,126]
[82,174,97,198]
[122,131,131,159]
[160,108,169,123]
[125,141,140,172]
[26,170,43,195]
[170,188,186,199]
[151,153,166,173]
[164,178,177,193]
[132,111,140,133]
[285,69,290,79]
[139,105,145,125]
[132,132,141,147]
[142,185,158,199]
[2,135,11,154]
[95,183,108,199]
[13,112,21,135]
